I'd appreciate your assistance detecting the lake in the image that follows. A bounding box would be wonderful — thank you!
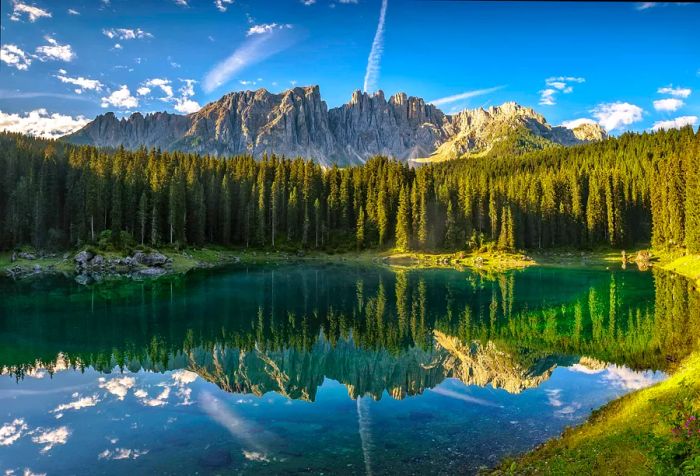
[0,263,696,475]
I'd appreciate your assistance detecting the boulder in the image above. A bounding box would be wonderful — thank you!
[133,251,168,266]
[91,255,105,267]
[18,252,36,260]
[74,250,94,266]
[137,267,166,277]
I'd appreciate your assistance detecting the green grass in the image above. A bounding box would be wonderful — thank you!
[661,254,700,287]
[490,352,700,475]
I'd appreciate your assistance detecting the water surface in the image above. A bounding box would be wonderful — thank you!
[1,264,696,475]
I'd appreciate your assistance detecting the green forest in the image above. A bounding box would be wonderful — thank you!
[0,126,698,253]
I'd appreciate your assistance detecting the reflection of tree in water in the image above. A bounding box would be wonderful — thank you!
[1,266,697,399]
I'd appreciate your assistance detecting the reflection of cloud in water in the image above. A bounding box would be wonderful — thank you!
[98,376,135,400]
[52,394,100,413]
[0,418,29,446]
[431,387,503,408]
[356,397,373,476]
[171,369,198,385]
[31,426,70,453]
[4,469,46,476]
[98,447,149,460]
[200,391,269,459]
[570,362,665,390]
[545,389,563,407]
[602,366,664,390]
[135,386,171,407]
[243,450,269,462]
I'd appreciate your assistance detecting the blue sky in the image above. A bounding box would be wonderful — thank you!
[0,0,698,138]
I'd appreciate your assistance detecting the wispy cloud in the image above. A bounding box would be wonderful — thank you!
[363,0,388,93]
[652,115,697,131]
[102,28,153,40]
[10,1,51,22]
[214,0,233,12]
[55,73,104,94]
[247,23,292,36]
[539,76,585,106]
[561,118,597,129]
[429,85,504,107]
[592,102,644,132]
[203,27,297,93]
[658,85,691,98]
[636,2,656,10]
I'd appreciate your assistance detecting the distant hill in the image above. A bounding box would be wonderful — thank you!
[66,86,606,166]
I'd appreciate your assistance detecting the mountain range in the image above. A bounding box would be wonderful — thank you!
[66,85,607,166]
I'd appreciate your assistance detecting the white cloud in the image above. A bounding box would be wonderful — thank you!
[247,23,292,36]
[545,388,563,407]
[1,44,32,70]
[363,0,388,93]
[301,0,316,5]
[172,369,198,384]
[338,0,359,3]
[653,98,684,112]
[539,76,585,105]
[100,86,139,109]
[102,28,153,40]
[143,78,174,99]
[113,43,123,50]
[55,73,104,93]
[35,37,76,62]
[591,102,644,131]
[98,448,149,460]
[652,115,698,131]
[31,427,70,453]
[0,418,29,446]
[174,0,188,5]
[657,85,691,98]
[203,28,297,93]
[561,118,597,129]
[538,88,557,106]
[67,8,79,15]
[98,376,136,399]
[174,98,200,114]
[214,0,233,12]
[52,395,100,413]
[10,1,51,22]
[429,85,504,107]
[0,109,89,138]
[137,86,151,96]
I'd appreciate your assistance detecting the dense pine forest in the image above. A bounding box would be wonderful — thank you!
[0,127,698,253]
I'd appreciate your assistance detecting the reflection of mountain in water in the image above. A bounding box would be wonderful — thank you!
[1,265,698,399]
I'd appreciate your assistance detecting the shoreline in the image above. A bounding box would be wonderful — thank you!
[1,245,673,283]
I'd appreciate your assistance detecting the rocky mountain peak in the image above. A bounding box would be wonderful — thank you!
[67,85,606,165]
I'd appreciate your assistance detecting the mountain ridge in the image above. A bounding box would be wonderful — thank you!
[66,85,607,165]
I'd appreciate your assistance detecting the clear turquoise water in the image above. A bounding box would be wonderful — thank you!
[0,264,692,475]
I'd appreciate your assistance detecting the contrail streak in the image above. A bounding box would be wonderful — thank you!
[363,0,388,93]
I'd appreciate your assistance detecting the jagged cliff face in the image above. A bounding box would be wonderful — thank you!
[67,86,607,166]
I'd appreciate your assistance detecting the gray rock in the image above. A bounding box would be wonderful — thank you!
[91,255,105,267]
[65,87,606,166]
[133,251,168,266]
[33,264,42,273]
[18,252,36,260]
[74,250,94,266]
[74,274,90,285]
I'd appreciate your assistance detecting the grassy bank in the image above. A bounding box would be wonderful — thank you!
[490,352,700,475]
[1,245,679,280]
[660,254,700,288]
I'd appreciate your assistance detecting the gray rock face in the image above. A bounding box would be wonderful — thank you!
[66,86,607,165]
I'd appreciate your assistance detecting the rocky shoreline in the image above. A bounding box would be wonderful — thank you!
[3,249,240,284]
